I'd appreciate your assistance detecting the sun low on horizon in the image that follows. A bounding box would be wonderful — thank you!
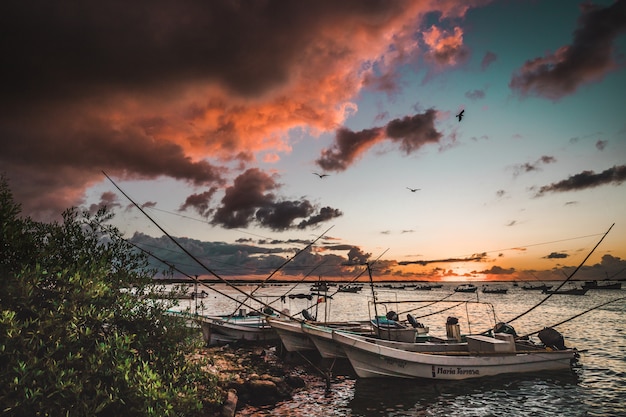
[1,0,625,284]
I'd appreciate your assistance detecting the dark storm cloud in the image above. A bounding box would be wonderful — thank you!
[0,1,408,103]
[510,0,626,100]
[88,191,122,214]
[211,168,342,230]
[0,114,227,219]
[1,0,439,221]
[535,165,626,196]
[179,188,218,217]
[317,109,442,171]
[316,127,384,171]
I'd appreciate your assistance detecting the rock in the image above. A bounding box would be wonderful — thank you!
[246,379,280,406]
[221,389,238,417]
[284,374,306,388]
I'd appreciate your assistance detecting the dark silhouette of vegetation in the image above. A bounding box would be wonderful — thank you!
[0,175,223,416]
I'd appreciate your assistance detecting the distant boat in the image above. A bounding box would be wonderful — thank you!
[581,280,622,290]
[413,284,433,291]
[338,284,362,293]
[542,287,588,295]
[521,284,552,291]
[482,285,508,294]
[455,284,477,293]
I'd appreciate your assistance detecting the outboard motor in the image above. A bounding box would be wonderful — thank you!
[407,314,424,328]
[301,309,315,321]
[446,316,459,325]
[538,327,567,350]
[386,310,399,322]
[494,322,518,337]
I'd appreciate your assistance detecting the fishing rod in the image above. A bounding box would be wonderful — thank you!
[298,249,390,321]
[127,239,270,315]
[103,171,299,321]
[521,296,626,339]
[396,290,457,316]
[228,225,333,318]
[506,223,614,324]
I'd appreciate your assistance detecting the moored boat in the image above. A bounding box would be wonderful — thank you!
[267,317,318,352]
[197,310,280,346]
[542,287,588,295]
[482,285,508,294]
[581,280,621,290]
[332,328,577,380]
[454,284,477,293]
[521,283,552,291]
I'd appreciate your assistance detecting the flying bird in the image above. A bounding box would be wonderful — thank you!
[313,172,330,178]
[407,187,421,192]
[456,109,465,122]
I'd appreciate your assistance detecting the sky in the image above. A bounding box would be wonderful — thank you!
[2,0,626,283]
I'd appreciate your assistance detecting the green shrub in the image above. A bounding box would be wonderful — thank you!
[0,176,223,416]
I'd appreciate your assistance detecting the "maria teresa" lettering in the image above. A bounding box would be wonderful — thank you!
[436,367,479,376]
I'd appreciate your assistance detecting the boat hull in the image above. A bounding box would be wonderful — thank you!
[333,331,575,380]
[267,318,317,352]
[198,315,279,346]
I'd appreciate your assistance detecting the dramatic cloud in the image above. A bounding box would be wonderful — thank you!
[211,168,342,230]
[535,165,626,196]
[179,188,218,217]
[88,191,122,214]
[422,25,469,69]
[510,0,626,100]
[317,109,442,171]
[0,0,484,221]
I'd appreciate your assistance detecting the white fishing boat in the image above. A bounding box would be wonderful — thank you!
[198,312,280,346]
[300,321,373,359]
[301,322,457,359]
[332,328,577,380]
[267,317,317,352]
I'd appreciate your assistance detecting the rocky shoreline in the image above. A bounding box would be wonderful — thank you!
[196,343,316,416]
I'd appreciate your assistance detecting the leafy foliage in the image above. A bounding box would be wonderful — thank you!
[0,176,223,416]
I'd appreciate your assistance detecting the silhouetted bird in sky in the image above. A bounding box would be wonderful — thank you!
[456,109,465,122]
[407,187,421,192]
[313,172,329,178]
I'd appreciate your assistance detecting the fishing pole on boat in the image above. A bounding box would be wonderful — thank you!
[506,223,614,324]
[396,290,457,316]
[125,238,267,315]
[228,225,333,318]
[297,249,389,321]
[520,296,626,339]
[103,171,299,321]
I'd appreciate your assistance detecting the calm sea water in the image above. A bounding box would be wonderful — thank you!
[174,282,626,417]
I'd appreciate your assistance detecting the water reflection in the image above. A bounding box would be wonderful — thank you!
[348,371,583,417]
